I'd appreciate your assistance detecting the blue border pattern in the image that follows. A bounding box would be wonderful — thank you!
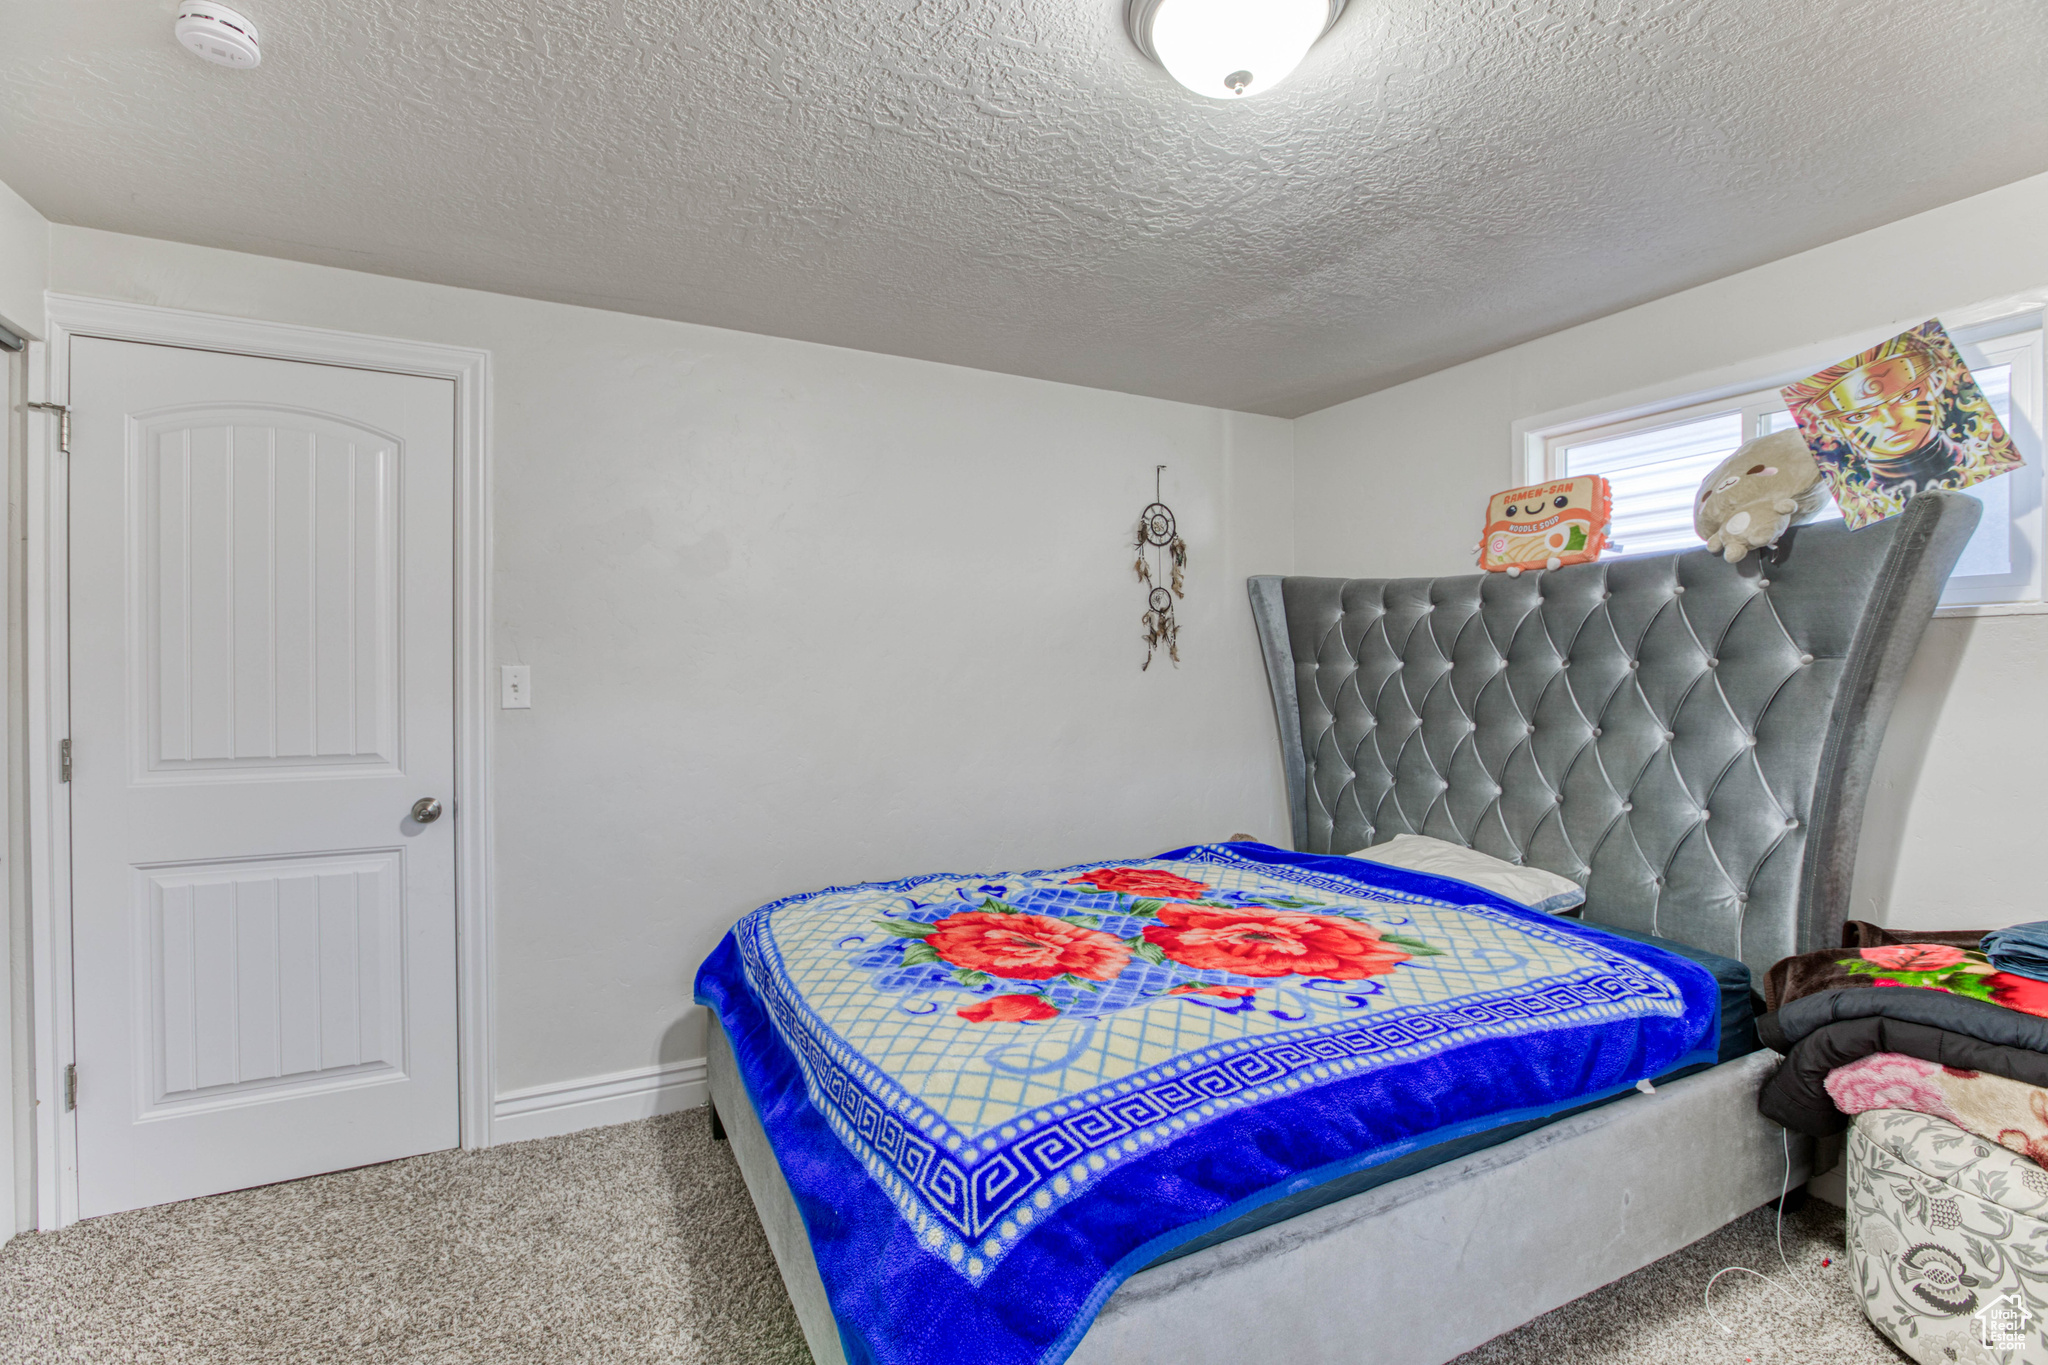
[732,843,1693,1284]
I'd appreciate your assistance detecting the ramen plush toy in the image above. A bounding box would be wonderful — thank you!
[1478,476,1613,576]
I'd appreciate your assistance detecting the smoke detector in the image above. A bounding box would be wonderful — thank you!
[175,4,262,69]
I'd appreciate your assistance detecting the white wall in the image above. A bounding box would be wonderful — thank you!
[0,176,44,1239]
[47,227,1295,1115]
[0,177,48,341]
[29,161,2048,1201]
[1293,169,2048,934]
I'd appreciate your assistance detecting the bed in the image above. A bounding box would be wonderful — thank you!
[701,490,1980,1365]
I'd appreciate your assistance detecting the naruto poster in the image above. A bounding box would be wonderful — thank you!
[1782,319,2022,530]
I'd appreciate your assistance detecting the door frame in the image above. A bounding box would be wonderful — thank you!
[27,295,495,1229]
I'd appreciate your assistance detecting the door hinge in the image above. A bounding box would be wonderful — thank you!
[64,1064,76,1111]
[26,401,69,454]
[59,738,70,783]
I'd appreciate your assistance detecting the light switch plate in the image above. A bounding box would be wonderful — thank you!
[501,664,531,709]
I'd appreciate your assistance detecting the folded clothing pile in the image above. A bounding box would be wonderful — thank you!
[1983,921,2048,981]
[1759,923,2048,1364]
[1756,921,2048,1156]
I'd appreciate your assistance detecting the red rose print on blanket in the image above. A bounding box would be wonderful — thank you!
[1067,867,1213,898]
[1143,907,1411,980]
[957,994,1060,1024]
[1837,944,2008,1008]
[1987,972,2048,1019]
[1859,944,1967,972]
[926,911,1132,982]
[1165,984,1259,999]
[1824,1053,1960,1124]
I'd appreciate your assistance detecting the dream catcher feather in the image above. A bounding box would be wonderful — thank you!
[1134,465,1187,670]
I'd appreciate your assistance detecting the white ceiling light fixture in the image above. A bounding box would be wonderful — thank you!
[1126,0,1346,100]
[175,3,262,69]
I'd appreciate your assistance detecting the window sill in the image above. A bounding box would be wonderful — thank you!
[1933,600,2048,619]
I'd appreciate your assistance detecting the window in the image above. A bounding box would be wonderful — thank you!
[1533,319,2045,609]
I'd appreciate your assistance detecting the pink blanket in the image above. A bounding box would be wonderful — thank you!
[1827,1053,2048,1166]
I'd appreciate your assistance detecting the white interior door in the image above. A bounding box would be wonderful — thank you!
[68,337,458,1218]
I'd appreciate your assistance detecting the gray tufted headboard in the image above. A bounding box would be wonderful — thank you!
[1249,492,1981,978]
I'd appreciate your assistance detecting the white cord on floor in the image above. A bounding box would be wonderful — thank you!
[1702,1128,1823,1348]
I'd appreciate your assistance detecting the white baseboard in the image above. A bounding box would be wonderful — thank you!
[1809,1159,1848,1208]
[489,1056,708,1146]
[1807,1132,1847,1207]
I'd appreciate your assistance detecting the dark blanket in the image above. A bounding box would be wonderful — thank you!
[1756,922,2048,1135]
[1757,989,2048,1134]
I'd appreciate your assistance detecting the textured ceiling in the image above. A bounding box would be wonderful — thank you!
[5,0,2048,416]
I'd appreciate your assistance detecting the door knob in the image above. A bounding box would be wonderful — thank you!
[411,797,444,824]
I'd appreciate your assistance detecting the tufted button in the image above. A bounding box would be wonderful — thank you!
[1758,578,1771,588]
[1591,727,1602,736]
[1785,817,1799,829]
[1663,730,1675,742]
[1654,876,1665,886]
[1699,810,1711,822]
[1621,801,1632,812]
[1736,892,1749,903]
[1706,658,1718,668]
[1526,724,1535,735]
[1746,734,1757,747]
[1799,654,1814,665]
[1554,793,1564,803]
[1627,660,1639,671]
[1674,586,1686,595]
[1601,591,1611,601]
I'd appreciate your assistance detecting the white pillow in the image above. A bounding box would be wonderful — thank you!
[1337,834,1586,915]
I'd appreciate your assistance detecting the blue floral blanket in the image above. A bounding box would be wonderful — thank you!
[694,842,1720,1365]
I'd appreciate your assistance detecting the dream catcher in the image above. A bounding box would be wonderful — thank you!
[1133,465,1187,670]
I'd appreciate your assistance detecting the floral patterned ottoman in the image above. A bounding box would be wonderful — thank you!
[1846,1108,2048,1364]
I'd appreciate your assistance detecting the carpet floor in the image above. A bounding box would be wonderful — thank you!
[0,1109,1908,1364]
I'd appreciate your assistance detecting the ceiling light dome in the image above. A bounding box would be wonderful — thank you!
[1127,0,1346,100]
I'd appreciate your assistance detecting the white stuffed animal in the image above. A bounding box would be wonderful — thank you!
[1694,430,1829,563]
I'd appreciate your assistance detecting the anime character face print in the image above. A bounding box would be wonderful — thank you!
[1807,340,1956,486]
[1783,320,2023,528]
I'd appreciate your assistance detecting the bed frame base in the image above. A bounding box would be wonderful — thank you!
[708,1024,1808,1365]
